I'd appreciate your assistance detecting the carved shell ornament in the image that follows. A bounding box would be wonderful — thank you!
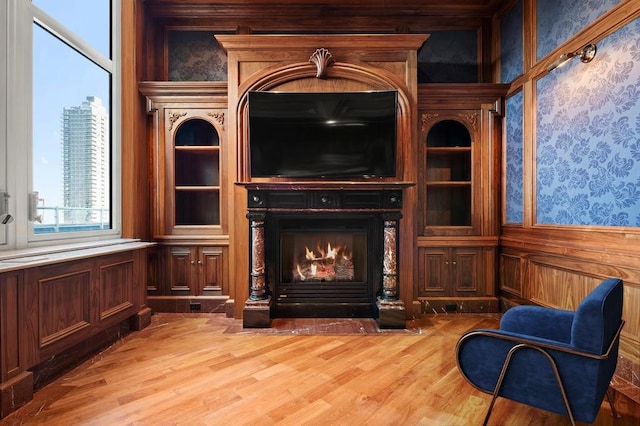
[309,48,335,79]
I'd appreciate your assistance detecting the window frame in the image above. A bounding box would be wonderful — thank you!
[2,0,121,251]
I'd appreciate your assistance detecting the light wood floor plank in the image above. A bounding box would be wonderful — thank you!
[2,313,638,425]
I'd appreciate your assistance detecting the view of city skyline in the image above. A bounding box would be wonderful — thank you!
[31,1,111,229]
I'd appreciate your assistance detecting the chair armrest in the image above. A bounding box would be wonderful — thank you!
[470,328,575,351]
[500,306,575,344]
[455,328,578,395]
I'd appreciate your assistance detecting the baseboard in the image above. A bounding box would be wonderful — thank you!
[416,297,499,314]
[147,295,229,314]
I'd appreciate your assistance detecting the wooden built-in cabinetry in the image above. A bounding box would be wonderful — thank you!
[417,84,507,312]
[139,82,230,313]
[165,245,226,296]
[419,247,481,295]
[139,44,508,317]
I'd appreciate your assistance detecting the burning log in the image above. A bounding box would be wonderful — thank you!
[294,243,355,281]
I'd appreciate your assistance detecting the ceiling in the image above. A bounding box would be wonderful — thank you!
[143,0,509,32]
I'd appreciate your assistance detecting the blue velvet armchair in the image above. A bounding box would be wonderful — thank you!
[456,278,625,425]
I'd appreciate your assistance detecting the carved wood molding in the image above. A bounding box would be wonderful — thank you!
[458,112,479,132]
[167,111,187,131]
[309,48,335,79]
[208,112,225,130]
[420,111,479,133]
[420,113,439,133]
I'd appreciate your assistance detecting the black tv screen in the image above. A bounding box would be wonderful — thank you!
[248,91,397,178]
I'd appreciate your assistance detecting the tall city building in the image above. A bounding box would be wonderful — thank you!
[61,96,109,225]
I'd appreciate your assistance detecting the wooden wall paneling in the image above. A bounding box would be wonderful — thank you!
[122,0,151,240]
[483,102,502,237]
[38,265,92,350]
[482,245,496,296]
[499,251,522,297]
[507,251,640,366]
[0,272,31,420]
[142,0,496,34]
[146,246,160,295]
[1,247,150,419]
[132,247,153,331]
[0,271,21,381]
[98,256,135,321]
[19,268,39,368]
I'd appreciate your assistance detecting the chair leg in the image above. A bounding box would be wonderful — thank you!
[482,345,521,426]
[606,389,622,419]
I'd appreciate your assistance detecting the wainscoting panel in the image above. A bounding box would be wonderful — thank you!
[529,262,604,310]
[499,252,522,297]
[38,268,92,349]
[0,271,21,380]
[500,246,640,370]
[99,259,134,320]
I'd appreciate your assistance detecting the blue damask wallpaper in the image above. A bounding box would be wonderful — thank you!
[506,91,524,224]
[500,0,523,83]
[168,31,228,81]
[537,0,622,61]
[536,17,640,226]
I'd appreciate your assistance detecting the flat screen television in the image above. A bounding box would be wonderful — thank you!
[248,90,397,178]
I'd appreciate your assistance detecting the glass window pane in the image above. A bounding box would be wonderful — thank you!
[31,0,110,58]
[33,24,111,234]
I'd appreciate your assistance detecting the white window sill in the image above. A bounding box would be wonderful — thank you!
[0,238,155,272]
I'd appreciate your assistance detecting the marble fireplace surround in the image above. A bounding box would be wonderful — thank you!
[239,182,412,329]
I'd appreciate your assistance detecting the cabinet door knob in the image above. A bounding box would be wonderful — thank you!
[445,261,449,265]
[190,261,195,265]
[198,260,202,265]
[452,261,457,265]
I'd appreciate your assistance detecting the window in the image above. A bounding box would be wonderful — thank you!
[1,0,120,250]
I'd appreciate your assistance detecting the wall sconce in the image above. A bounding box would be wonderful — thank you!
[547,43,597,72]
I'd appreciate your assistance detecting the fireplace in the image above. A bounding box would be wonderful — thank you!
[240,182,410,328]
[271,214,379,318]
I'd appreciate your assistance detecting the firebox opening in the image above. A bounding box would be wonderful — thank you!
[269,215,380,318]
[281,231,367,284]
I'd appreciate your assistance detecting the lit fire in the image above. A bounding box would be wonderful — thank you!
[294,241,354,282]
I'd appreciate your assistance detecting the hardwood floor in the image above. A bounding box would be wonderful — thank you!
[3,313,638,425]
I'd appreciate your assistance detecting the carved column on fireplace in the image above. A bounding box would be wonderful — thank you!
[376,213,406,328]
[243,212,272,328]
[381,215,400,300]
[248,212,267,300]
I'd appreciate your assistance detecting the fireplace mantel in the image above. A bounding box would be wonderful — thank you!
[236,181,415,191]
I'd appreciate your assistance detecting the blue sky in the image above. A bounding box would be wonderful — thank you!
[32,1,110,213]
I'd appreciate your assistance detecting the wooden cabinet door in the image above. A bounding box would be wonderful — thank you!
[165,246,226,296]
[167,246,196,294]
[199,246,223,295]
[451,248,480,294]
[419,248,449,294]
[418,247,483,297]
